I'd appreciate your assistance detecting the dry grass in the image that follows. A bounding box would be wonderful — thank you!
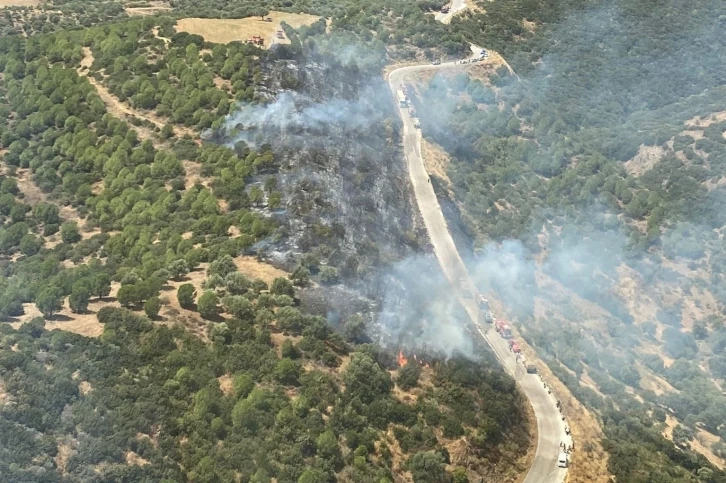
[421,138,454,194]
[217,374,234,395]
[692,429,725,469]
[624,144,665,176]
[233,256,288,284]
[176,12,321,46]
[125,1,172,16]
[0,0,38,6]
[124,451,149,466]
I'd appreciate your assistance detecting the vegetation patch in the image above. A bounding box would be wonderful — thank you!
[176,13,321,46]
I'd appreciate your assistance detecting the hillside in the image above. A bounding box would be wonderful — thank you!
[408,0,726,480]
[0,14,534,483]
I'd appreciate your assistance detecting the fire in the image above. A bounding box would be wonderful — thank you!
[397,350,408,367]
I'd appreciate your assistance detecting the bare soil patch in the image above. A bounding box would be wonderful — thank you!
[624,144,665,177]
[175,12,320,46]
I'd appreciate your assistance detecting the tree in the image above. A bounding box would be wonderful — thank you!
[208,254,237,278]
[225,272,250,294]
[233,373,254,399]
[168,259,189,280]
[268,191,282,209]
[343,314,366,343]
[319,266,339,285]
[144,296,162,319]
[69,282,91,313]
[407,452,451,483]
[117,284,140,307]
[249,186,264,207]
[270,277,295,297]
[298,469,328,483]
[198,291,219,319]
[178,283,196,308]
[36,287,63,318]
[275,358,301,385]
[60,221,81,244]
[90,272,112,299]
[342,353,392,404]
[222,295,254,320]
[396,363,422,390]
[276,306,304,335]
[19,233,42,256]
[290,265,310,287]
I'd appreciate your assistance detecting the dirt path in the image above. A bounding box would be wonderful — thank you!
[390,56,569,483]
[78,48,195,140]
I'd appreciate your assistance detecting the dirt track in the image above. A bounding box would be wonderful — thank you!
[388,56,568,483]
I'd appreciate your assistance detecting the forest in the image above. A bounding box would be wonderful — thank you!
[410,0,726,480]
[0,11,532,483]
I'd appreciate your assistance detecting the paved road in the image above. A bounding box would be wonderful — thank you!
[434,0,467,24]
[388,58,569,483]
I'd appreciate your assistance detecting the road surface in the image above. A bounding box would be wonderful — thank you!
[388,58,569,483]
[435,0,467,24]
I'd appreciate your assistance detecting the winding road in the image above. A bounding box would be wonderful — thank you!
[388,56,569,483]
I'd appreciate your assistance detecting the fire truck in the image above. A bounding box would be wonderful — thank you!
[495,319,512,339]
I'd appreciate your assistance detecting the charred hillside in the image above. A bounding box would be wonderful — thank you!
[222,54,427,296]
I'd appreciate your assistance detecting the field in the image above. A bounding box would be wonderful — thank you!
[0,0,38,6]
[176,12,321,46]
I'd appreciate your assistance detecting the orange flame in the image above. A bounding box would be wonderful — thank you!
[397,350,408,367]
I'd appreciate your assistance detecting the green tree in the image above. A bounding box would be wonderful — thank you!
[222,295,254,320]
[60,221,81,244]
[343,314,366,343]
[233,373,254,399]
[69,282,91,313]
[342,353,392,403]
[19,233,42,256]
[249,186,264,207]
[168,259,189,280]
[144,296,162,319]
[290,265,310,287]
[91,272,112,299]
[298,469,328,483]
[275,358,302,385]
[178,283,196,308]
[36,287,63,318]
[270,277,295,297]
[407,452,451,483]
[396,363,422,390]
[198,291,219,319]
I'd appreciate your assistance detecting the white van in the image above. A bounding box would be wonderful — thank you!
[558,452,568,468]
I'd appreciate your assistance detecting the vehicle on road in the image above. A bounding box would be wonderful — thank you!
[495,319,512,339]
[478,294,490,311]
[432,60,441,65]
[412,118,421,128]
[397,90,408,108]
[526,363,537,374]
[558,453,569,468]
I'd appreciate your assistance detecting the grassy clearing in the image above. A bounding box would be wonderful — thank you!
[0,0,38,6]
[176,12,320,46]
